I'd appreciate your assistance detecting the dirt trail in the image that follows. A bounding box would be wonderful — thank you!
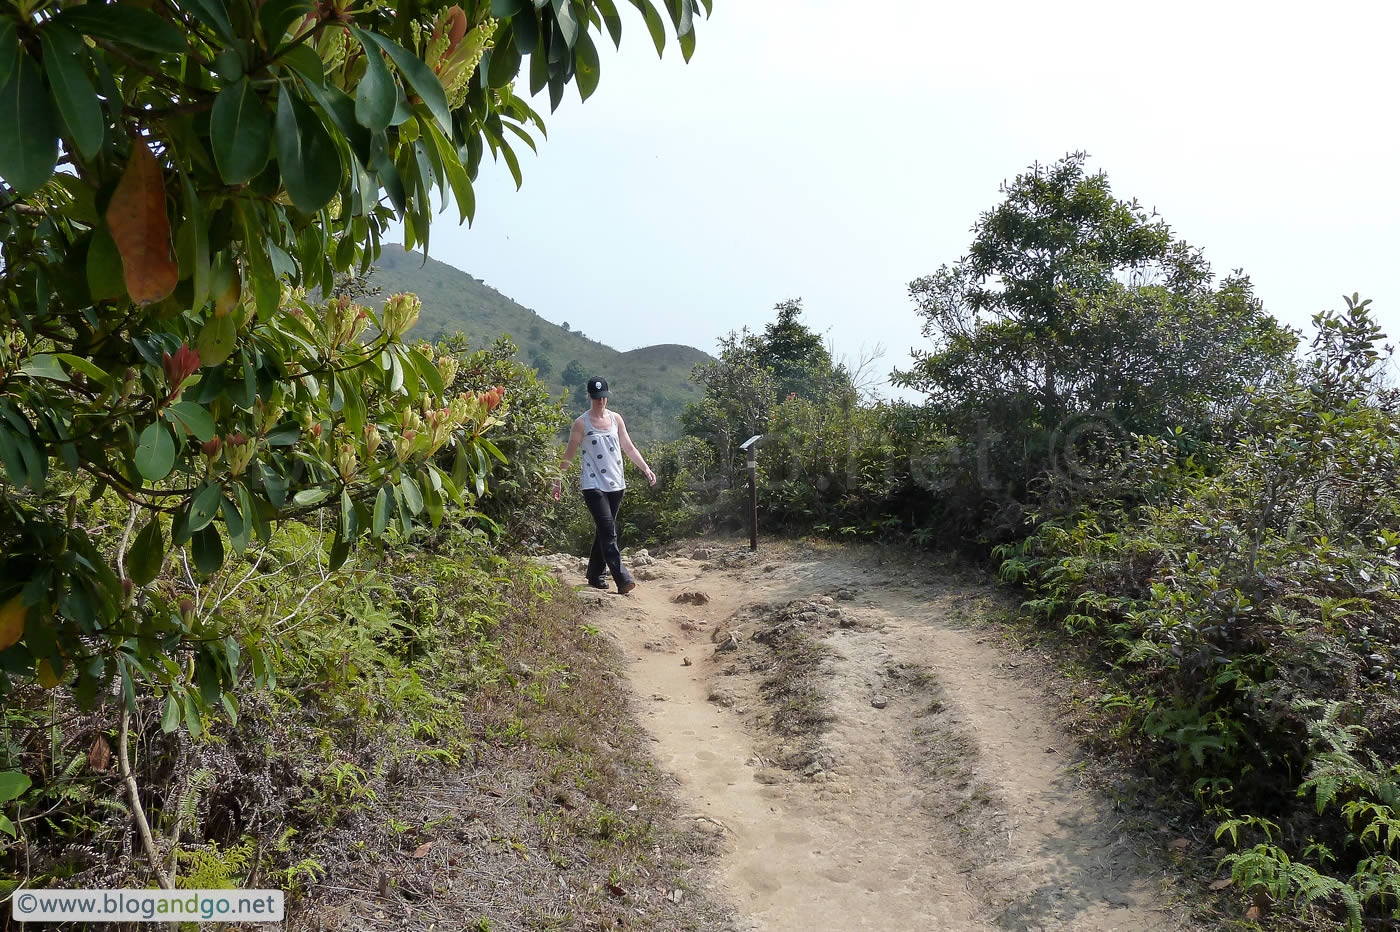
[557,542,1195,932]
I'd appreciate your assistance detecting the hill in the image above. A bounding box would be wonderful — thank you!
[366,245,710,440]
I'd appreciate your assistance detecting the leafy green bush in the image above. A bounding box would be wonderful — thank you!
[1004,298,1400,928]
[435,334,566,548]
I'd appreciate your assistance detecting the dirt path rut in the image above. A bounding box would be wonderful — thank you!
[555,542,1195,932]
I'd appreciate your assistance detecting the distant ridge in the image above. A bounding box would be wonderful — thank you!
[367,245,711,440]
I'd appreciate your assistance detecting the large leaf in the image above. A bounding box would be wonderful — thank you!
[357,31,451,137]
[50,5,185,55]
[0,52,59,195]
[222,495,249,554]
[426,122,474,223]
[487,27,523,88]
[190,524,224,577]
[186,481,224,534]
[275,85,341,213]
[258,0,315,48]
[574,28,600,102]
[195,314,237,367]
[0,595,27,651]
[594,0,624,48]
[372,483,393,538]
[211,78,271,185]
[182,0,234,43]
[399,475,424,515]
[0,772,31,805]
[0,17,18,87]
[18,354,68,382]
[86,225,126,301]
[551,0,579,47]
[106,140,178,305]
[127,518,166,586]
[40,26,103,160]
[349,28,395,131]
[134,420,176,482]
[628,0,667,57]
[164,401,216,443]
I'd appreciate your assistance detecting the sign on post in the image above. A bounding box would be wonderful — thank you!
[740,435,764,551]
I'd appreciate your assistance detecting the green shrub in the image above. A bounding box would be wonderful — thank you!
[1005,298,1400,927]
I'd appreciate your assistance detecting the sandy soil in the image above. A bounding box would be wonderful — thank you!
[552,541,1198,932]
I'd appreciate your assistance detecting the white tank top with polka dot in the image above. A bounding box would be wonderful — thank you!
[580,413,625,492]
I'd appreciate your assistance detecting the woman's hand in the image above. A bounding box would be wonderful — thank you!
[644,467,656,487]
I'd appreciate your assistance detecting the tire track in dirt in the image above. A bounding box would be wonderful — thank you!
[551,542,1195,932]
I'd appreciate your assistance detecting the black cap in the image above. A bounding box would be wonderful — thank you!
[586,377,609,399]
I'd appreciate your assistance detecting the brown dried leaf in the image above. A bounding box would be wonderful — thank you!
[106,140,178,305]
[87,734,112,772]
[412,842,433,858]
[1245,905,1261,920]
[1209,877,1232,891]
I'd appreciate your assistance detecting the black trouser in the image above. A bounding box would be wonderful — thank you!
[583,488,632,585]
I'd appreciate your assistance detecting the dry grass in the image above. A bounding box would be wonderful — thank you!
[288,582,733,932]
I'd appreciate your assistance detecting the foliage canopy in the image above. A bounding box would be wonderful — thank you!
[0,0,706,712]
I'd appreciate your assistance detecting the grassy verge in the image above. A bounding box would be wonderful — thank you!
[0,525,729,931]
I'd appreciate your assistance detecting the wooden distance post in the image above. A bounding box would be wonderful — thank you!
[740,435,763,551]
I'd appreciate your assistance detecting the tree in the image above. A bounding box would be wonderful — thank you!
[528,346,552,378]
[754,298,845,401]
[561,359,586,388]
[681,328,778,471]
[892,154,1296,502]
[0,0,707,714]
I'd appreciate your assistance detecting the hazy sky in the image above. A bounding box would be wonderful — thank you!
[409,0,1400,395]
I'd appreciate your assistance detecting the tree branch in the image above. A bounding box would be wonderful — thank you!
[118,709,172,891]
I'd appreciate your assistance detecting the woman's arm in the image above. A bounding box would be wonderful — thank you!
[615,413,656,486]
[552,418,585,500]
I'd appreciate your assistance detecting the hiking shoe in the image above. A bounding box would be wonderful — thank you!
[617,580,637,595]
[586,578,608,590]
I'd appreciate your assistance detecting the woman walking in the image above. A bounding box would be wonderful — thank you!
[552,377,656,593]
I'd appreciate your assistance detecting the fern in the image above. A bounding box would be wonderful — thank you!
[175,839,254,890]
[280,857,325,890]
[177,769,216,832]
[1222,843,1363,932]
[1352,855,1400,916]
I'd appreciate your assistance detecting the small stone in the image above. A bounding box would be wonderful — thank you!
[714,633,740,654]
[871,696,888,709]
[707,689,735,708]
[763,564,778,572]
[672,590,711,605]
[836,589,856,601]
[682,656,693,666]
